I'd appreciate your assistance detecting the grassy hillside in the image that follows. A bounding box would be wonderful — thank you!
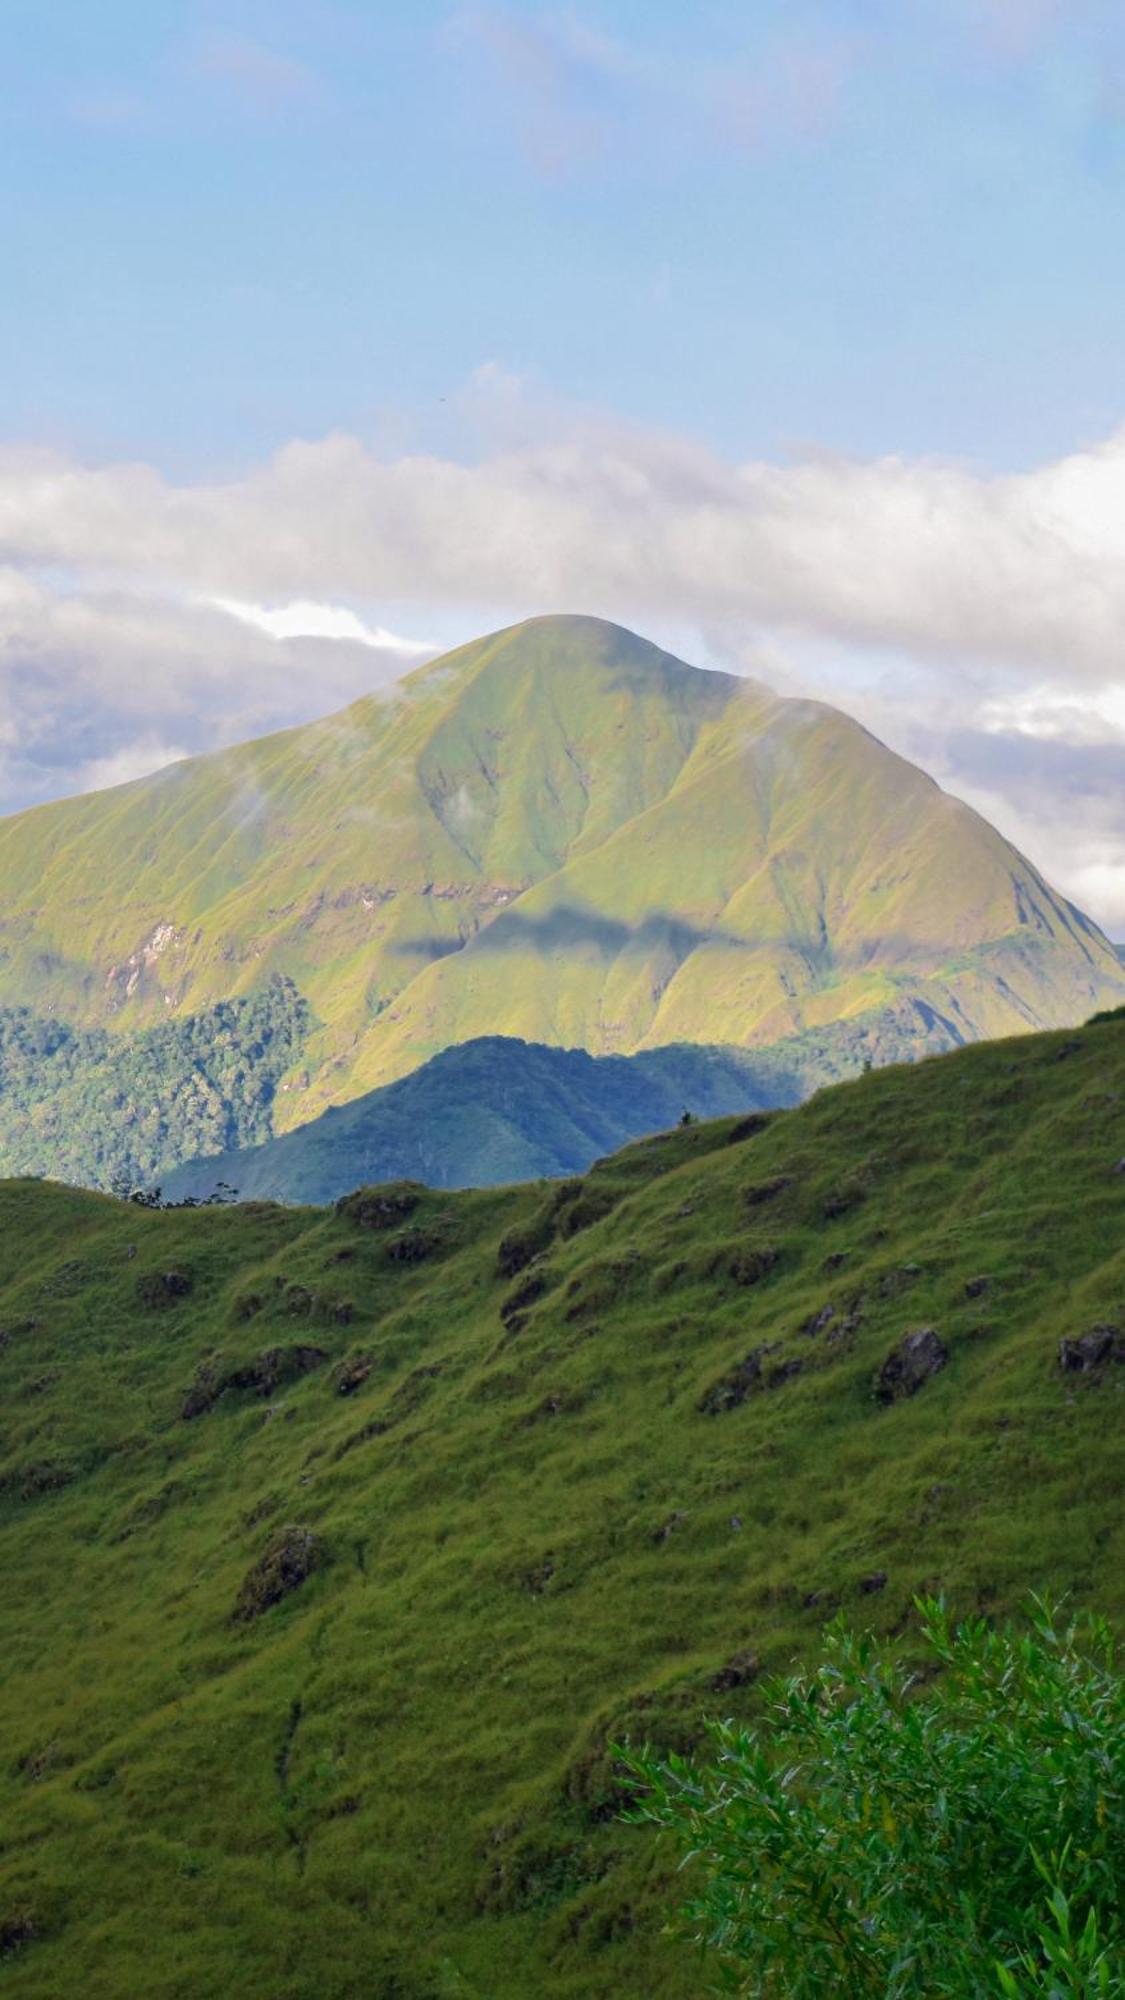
[1,1012,1124,1996]
[160,1035,806,1202]
[0,615,1120,1130]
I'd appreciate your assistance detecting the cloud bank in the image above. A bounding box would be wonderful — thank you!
[2,385,1125,928]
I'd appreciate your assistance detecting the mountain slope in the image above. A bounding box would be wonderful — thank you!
[160,1035,805,1202]
[0,615,1120,1130]
[1,1014,1124,1996]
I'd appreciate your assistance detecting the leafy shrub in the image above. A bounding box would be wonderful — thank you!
[622,1598,1125,1996]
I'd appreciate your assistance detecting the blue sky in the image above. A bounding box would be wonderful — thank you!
[4,0,1125,472]
[4,1,1125,932]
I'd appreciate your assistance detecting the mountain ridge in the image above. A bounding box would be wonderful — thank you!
[159,1034,805,1203]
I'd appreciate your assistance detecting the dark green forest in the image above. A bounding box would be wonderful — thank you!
[0,980,310,1190]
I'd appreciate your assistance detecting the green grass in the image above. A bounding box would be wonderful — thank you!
[0,615,1120,1128]
[1,1014,1124,1995]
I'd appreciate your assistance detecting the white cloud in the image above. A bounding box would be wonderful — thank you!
[4,386,1125,929]
[5,409,1125,685]
[0,565,434,816]
[213,597,437,652]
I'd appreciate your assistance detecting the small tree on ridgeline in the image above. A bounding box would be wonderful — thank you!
[621,1598,1125,1997]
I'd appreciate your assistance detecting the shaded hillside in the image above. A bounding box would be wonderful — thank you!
[1,1013,1124,1996]
[161,1036,805,1202]
[0,615,1120,1129]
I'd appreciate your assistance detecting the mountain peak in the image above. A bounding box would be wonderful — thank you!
[0,614,1122,1123]
[404,611,742,703]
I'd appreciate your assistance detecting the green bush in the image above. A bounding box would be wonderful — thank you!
[622,1599,1125,1996]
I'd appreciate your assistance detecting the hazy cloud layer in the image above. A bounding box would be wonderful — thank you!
[2,388,1125,928]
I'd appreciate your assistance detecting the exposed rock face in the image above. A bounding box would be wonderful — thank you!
[233,1526,324,1621]
[1058,1325,1125,1373]
[874,1328,947,1404]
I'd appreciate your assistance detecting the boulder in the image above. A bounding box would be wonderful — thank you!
[823,1183,865,1220]
[135,1269,192,1310]
[651,1511,687,1544]
[385,1227,439,1265]
[232,1525,324,1621]
[879,1264,922,1297]
[1058,1325,1125,1373]
[180,1344,327,1420]
[727,1246,779,1287]
[500,1269,551,1326]
[801,1304,836,1337]
[727,1113,771,1144]
[743,1176,793,1209]
[698,1347,768,1415]
[766,1356,803,1388]
[710,1648,760,1692]
[334,1354,373,1397]
[874,1328,947,1404]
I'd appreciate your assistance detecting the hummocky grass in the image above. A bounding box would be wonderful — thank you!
[1,1013,1124,1996]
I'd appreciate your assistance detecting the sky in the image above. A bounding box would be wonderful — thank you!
[3,0,1125,928]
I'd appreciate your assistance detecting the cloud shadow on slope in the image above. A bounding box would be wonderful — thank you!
[390,906,750,962]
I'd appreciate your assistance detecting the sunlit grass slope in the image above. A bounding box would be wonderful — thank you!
[0,615,1120,1129]
[1,1012,1124,1996]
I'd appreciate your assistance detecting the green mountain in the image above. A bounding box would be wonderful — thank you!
[160,1035,804,1202]
[1,615,1120,1135]
[2,1013,1124,1996]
